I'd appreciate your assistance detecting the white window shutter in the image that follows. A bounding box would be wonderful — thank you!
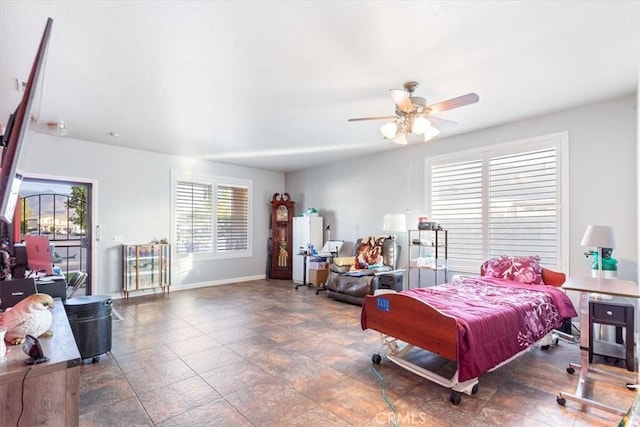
[216,184,249,252]
[430,159,483,272]
[176,181,213,253]
[488,148,558,265]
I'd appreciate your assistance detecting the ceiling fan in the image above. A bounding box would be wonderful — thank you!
[348,81,479,145]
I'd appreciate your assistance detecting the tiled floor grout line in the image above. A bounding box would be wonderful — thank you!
[76,280,633,426]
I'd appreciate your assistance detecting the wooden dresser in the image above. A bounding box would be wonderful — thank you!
[0,299,82,426]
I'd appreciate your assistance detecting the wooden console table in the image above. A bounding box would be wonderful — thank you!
[0,299,82,426]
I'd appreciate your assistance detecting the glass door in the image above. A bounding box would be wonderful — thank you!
[16,178,92,295]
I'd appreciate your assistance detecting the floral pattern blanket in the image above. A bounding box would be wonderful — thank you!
[403,277,577,382]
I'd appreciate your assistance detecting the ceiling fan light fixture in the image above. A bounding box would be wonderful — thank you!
[55,121,69,136]
[349,81,479,146]
[411,116,431,134]
[423,126,440,142]
[392,132,408,145]
[380,121,398,139]
[46,120,69,136]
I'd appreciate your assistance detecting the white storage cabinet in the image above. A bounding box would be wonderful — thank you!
[292,216,323,284]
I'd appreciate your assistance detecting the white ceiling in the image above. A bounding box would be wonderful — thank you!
[1,1,639,173]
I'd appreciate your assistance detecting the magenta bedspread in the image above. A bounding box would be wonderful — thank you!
[401,277,577,382]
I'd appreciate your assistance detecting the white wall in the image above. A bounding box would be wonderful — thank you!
[15,94,636,298]
[19,134,284,297]
[286,95,638,281]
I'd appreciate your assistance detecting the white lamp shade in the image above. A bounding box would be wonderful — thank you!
[380,122,398,139]
[411,116,431,134]
[580,225,615,248]
[392,132,408,145]
[423,126,440,142]
[383,213,407,233]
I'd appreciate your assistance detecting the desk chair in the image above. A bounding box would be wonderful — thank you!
[67,272,88,298]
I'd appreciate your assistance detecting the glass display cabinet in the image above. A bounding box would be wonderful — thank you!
[270,193,295,279]
[122,243,170,298]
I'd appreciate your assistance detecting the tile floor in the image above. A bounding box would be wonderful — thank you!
[78,279,636,426]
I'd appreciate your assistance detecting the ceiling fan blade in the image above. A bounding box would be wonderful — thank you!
[348,115,398,122]
[426,93,479,114]
[390,89,413,113]
[426,116,458,128]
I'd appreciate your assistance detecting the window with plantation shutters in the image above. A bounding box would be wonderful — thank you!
[429,159,483,272]
[426,132,568,273]
[488,148,557,264]
[172,171,252,258]
[176,181,213,253]
[216,184,248,252]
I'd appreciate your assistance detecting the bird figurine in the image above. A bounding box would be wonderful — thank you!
[0,293,54,345]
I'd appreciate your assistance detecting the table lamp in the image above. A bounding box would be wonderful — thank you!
[383,213,407,270]
[580,225,615,280]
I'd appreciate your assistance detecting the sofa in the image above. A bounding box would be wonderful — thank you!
[325,236,404,305]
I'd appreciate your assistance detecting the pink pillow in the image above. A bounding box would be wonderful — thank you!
[482,255,543,285]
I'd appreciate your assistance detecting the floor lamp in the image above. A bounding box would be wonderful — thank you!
[325,225,334,255]
[383,213,407,270]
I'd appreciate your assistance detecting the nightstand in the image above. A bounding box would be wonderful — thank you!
[589,298,634,371]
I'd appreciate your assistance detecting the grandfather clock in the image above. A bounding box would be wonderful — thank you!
[270,193,295,279]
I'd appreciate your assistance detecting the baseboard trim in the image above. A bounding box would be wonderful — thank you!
[108,274,267,300]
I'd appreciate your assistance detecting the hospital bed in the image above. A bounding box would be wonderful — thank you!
[361,273,577,405]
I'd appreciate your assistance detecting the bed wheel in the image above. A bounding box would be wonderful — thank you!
[566,366,575,375]
[556,396,566,406]
[371,353,382,365]
[449,391,462,405]
[541,344,550,350]
[471,384,479,395]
